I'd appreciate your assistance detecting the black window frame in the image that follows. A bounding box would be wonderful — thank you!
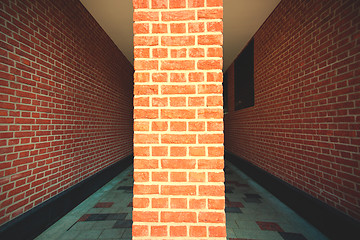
[223,71,228,113]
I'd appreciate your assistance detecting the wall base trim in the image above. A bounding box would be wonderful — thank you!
[225,150,360,240]
[0,154,133,240]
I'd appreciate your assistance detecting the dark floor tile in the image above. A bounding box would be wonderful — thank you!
[226,180,238,185]
[113,220,132,228]
[94,202,114,208]
[243,197,262,203]
[87,214,109,221]
[279,232,307,240]
[245,193,262,199]
[227,201,244,208]
[116,186,133,193]
[256,221,284,232]
[226,186,234,193]
[117,186,132,190]
[226,180,250,188]
[229,239,258,240]
[77,214,91,222]
[106,213,127,220]
[225,207,243,213]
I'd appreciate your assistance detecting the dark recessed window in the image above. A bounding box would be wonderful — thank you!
[234,38,254,110]
[223,72,228,113]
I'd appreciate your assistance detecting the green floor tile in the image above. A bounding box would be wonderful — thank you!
[91,220,117,229]
[98,229,125,239]
[75,229,102,239]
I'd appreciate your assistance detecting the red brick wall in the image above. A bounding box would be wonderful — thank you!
[225,0,360,220]
[132,0,226,238]
[0,0,133,225]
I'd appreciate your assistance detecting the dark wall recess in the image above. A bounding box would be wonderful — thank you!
[234,38,254,110]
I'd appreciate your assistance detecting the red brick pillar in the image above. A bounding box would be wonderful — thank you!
[132,0,225,238]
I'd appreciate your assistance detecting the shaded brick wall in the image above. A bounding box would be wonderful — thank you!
[224,0,360,220]
[0,0,133,225]
[132,0,226,238]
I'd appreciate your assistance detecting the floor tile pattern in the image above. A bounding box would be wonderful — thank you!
[36,167,134,240]
[256,221,284,232]
[36,162,328,240]
[224,161,328,240]
[279,232,308,240]
[94,202,114,208]
[229,238,257,240]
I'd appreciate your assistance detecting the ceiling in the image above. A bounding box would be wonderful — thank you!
[80,0,281,71]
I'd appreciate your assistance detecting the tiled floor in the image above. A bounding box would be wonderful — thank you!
[36,167,134,240]
[36,161,328,240]
[224,161,328,240]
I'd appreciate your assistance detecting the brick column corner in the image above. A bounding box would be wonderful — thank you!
[132,0,225,239]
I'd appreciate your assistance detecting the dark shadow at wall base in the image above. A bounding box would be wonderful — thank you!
[225,150,360,240]
[0,155,133,240]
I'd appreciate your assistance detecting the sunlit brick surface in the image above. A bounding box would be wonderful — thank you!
[132,0,226,238]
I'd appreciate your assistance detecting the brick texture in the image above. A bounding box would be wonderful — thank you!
[0,0,133,226]
[224,0,360,220]
[133,0,225,238]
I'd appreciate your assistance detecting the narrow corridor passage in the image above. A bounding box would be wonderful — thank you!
[35,162,328,240]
